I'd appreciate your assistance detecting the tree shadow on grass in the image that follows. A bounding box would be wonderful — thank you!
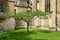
[8,30,37,40]
[7,29,51,40]
[37,29,52,33]
[35,38,48,40]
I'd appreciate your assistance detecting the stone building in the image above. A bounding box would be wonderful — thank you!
[0,0,60,30]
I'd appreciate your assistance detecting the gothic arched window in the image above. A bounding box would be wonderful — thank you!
[0,4,4,12]
[45,0,50,13]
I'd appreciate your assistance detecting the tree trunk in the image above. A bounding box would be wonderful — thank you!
[27,22,29,33]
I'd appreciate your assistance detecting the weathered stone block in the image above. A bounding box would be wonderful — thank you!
[0,18,15,31]
[16,20,27,29]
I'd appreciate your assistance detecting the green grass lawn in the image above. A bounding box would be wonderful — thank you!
[0,29,60,40]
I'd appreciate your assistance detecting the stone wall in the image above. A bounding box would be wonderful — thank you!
[15,15,52,30]
[15,16,49,29]
[30,16,49,30]
[0,15,60,31]
[0,18,15,31]
[7,2,15,12]
[16,20,27,29]
[57,14,60,28]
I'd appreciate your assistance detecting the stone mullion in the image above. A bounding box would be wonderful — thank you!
[52,0,56,29]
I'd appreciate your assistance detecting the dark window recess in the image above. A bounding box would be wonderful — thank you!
[1,9,3,12]
[0,4,4,12]
[14,9,16,13]
[45,0,50,13]
[14,9,16,11]
[36,0,40,3]
[14,9,16,15]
